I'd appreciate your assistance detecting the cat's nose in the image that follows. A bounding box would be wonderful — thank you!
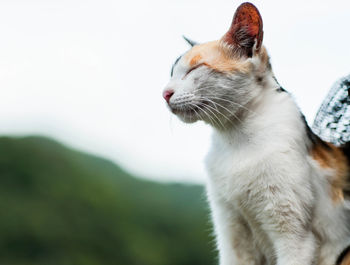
[163,89,174,103]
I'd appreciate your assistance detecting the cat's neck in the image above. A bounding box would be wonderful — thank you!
[211,82,309,154]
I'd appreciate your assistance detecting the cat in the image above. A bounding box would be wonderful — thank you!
[163,2,350,265]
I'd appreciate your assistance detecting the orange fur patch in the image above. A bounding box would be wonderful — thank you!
[189,54,202,66]
[311,143,349,203]
[183,41,251,73]
[339,251,350,265]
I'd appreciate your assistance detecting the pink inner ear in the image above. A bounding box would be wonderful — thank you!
[223,3,263,55]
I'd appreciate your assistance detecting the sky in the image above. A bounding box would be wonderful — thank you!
[0,0,349,183]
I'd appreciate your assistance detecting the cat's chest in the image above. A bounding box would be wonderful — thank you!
[205,139,267,202]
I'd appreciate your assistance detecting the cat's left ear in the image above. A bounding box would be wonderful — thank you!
[222,2,263,57]
[183,36,198,47]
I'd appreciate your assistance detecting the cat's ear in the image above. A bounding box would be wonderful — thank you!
[183,36,198,47]
[222,2,263,57]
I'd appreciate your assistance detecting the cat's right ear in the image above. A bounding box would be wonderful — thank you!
[222,2,263,57]
[183,36,198,47]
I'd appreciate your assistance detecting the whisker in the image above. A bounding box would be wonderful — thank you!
[201,104,226,130]
[211,100,244,124]
[192,85,256,114]
[193,88,256,114]
[200,102,236,130]
[200,95,257,116]
[194,103,224,129]
[188,103,206,123]
[198,97,244,125]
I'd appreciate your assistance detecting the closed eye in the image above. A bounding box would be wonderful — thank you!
[170,55,182,77]
[183,63,206,79]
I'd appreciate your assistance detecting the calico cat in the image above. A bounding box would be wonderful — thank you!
[163,2,350,265]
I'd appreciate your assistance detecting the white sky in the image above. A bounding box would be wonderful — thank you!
[0,0,349,183]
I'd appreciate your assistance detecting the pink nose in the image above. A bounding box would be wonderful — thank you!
[163,89,174,103]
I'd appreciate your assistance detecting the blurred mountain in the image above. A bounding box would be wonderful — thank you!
[0,136,216,265]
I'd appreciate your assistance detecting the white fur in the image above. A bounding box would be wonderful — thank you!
[205,89,350,265]
[164,45,350,265]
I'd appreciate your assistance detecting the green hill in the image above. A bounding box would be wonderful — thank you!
[0,136,216,265]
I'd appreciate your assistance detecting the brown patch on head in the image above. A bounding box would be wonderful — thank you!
[184,40,251,73]
[311,142,349,203]
[189,54,202,67]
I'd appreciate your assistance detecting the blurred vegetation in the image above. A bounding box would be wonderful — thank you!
[0,136,216,265]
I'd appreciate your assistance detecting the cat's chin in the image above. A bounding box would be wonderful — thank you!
[177,114,199,124]
[169,107,200,124]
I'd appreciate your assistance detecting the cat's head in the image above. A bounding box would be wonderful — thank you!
[163,2,274,129]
